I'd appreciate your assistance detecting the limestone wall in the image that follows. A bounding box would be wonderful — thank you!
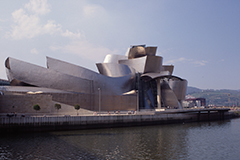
[51,93,137,111]
[0,94,53,114]
[0,93,137,114]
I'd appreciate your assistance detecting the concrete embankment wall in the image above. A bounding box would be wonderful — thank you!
[0,111,234,133]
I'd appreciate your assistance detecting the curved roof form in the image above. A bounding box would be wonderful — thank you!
[128,46,146,59]
[161,80,182,109]
[0,86,73,94]
[119,55,163,73]
[47,56,99,80]
[141,72,185,81]
[103,54,128,63]
[162,65,174,75]
[145,47,157,56]
[6,57,92,93]
[96,63,135,77]
[47,57,135,95]
[168,79,188,101]
[6,57,135,95]
[141,71,188,107]
[141,71,171,81]
[128,46,157,59]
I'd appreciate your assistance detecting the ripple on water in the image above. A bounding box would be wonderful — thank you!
[1,119,240,159]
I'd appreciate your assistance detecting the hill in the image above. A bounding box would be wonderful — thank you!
[186,86,202,94]
[187,86,240,106]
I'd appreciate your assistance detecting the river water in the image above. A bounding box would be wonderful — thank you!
[1,118,240,160]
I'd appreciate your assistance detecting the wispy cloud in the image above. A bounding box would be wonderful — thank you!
[8,0,115,63]
[30,48,38,55]
[165,57,190,64]
[10,8,42,39]
[24,0,50,15]
[165,57,208,66]
[83,5,106,18]
[8,0,82,40]
[61,30,82,39]
[50,40,119,62]
[193,60,208,66]
[156,48,173,56]
[0,18,5,22]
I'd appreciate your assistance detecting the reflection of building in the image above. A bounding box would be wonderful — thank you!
[0,45,187,113]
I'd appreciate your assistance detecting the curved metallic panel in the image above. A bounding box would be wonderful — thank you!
[162,65,174,75]
[127,46,157,58]
[5,57,12,81]
[10,79,36,86]
[119,55,163,74]
[141,71,171,81]
[161,80,182,109]
[0,86,73,94]
[96,63,135,77]
[46,57,135,95]
[128,46,146,59]
[145,47,157,56]
[144,56,163,73]
[125,47,130,56]
[103,54,127,63]
[158,75,184,81]
[5,57,10,69]
[46,56,96,80]
[119,56,146,73]
[169,79,188,101]
[141,72,184,82]
[6,57,92,94]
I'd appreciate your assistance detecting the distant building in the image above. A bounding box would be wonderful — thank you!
[183,98,206,108]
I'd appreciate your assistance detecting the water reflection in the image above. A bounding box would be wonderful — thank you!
[0,119,240,159]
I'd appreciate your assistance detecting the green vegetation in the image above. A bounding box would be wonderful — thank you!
[188,87,240,106]
[54,103,61,114]
[33,104,41,112]
[74,104,80,115]
[234,111,240,115]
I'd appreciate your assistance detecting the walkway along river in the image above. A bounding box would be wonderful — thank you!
[0,108,235,133]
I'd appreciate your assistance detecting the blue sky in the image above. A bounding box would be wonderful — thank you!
[0,0,240,90]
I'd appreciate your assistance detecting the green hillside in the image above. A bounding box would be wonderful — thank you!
[187,87,240,107]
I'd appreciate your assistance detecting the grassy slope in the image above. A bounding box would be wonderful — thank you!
[188,87,240,106]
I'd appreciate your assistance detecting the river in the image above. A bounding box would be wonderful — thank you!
[1,118,240,160]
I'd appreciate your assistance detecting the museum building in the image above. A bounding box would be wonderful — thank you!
[0,45,187,114]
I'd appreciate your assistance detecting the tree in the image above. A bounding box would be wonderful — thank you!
[54,103,61,114]
[33,104,41,113]
[74,104,80,115]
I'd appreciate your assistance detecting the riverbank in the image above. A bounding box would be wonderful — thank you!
[0,108,236,133]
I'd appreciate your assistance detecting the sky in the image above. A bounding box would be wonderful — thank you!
[0,0,240,90]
